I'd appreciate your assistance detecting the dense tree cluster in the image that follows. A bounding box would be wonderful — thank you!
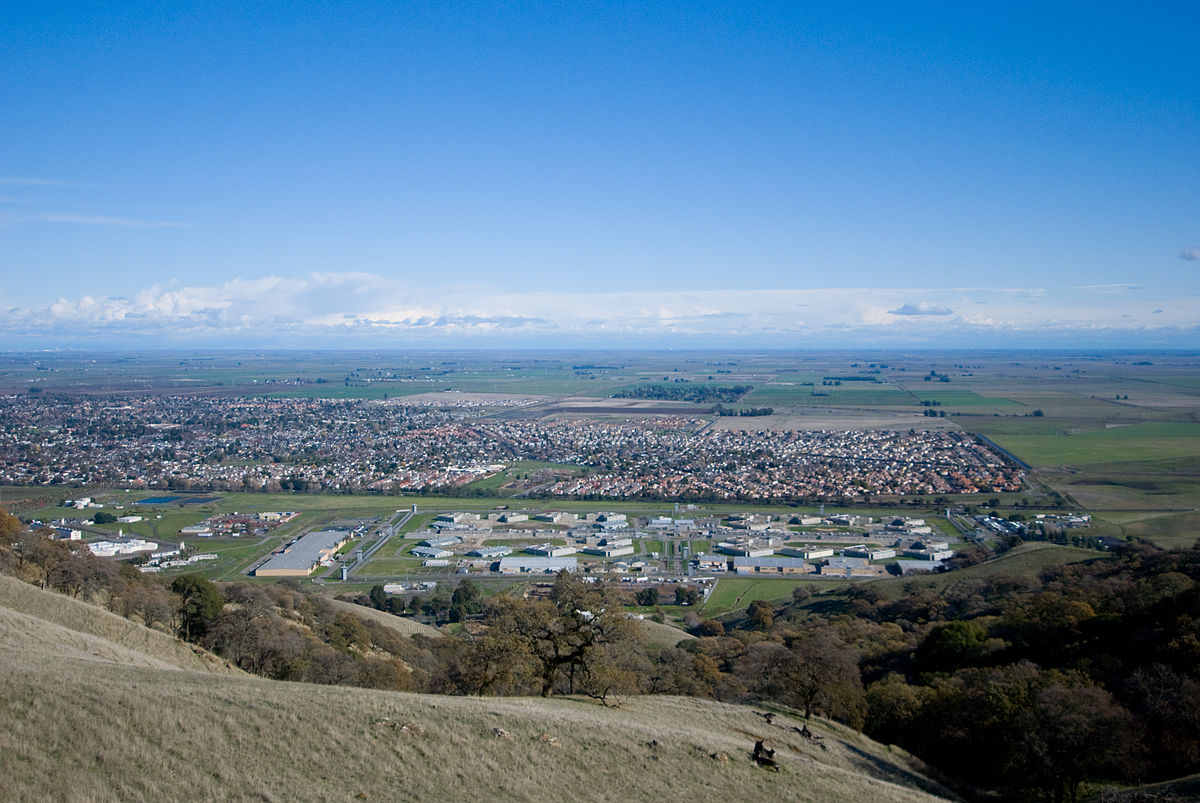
[612,384,753,403]
[710,404,774,417]
[755,544,1200,800]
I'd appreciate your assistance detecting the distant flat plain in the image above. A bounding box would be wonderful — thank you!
[4,349,1198,545]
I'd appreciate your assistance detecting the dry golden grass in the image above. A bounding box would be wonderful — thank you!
[633,617,695,648]
[0,574,240,675]
[325,597,446,639]
[0,577,953,802]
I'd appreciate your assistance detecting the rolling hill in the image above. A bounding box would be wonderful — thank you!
[0,576,953,802]
[326,596,447,639]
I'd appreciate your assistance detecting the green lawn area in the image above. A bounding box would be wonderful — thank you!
[701,577,835,613]
[86,510,200,543]
[463,475,512,493]
[369,538,413,560]
[356,558,428,575]
[397,513,436,535]
[985,421,1200,467]
[372,538,467,560]
[534,538,570,548]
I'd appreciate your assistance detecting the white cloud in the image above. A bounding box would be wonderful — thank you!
[1076,283,1144,293]
[888,302,953,316]
[2,273,1198,347]
[1181,248,1200,261]
[1,212,187,228]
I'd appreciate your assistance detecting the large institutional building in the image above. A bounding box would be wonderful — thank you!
[254,530,349,577]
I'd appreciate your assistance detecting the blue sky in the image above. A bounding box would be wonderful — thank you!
[1,1,1197,348]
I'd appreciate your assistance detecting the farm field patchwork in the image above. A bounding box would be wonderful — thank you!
[3,350,1199,547]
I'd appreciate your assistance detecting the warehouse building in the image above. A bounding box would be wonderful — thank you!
[497,556,579,574]
[254,530,350,577]
[420,535,462,548]
[467,545,512,558]
[412,546,454,559]
[780,546,834,560]
[526,543,576,557]
[842,545,897,560]
[582,544,635,557]
[732,556,813,575]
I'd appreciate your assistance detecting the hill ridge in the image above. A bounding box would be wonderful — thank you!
[0,574,952,802]
[0,573,241,675]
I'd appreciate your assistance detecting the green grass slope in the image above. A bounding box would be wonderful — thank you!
[0,580,951,802]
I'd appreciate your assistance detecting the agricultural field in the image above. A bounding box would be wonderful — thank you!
[3,349,1199,547]
[982,421,1200,467]
[740,384,915,408]
[904,389,1023,409]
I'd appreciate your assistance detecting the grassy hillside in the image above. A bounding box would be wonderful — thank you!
[633,616,695,648]
[326,597,446,639]
[0,577,951,802]
[0,574,240,675]
[865,542,1103,601]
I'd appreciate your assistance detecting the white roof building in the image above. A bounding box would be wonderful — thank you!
[88,539,158,557]
[497,556,579,574]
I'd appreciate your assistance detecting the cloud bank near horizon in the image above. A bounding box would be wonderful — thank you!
[2,272,1197,348]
